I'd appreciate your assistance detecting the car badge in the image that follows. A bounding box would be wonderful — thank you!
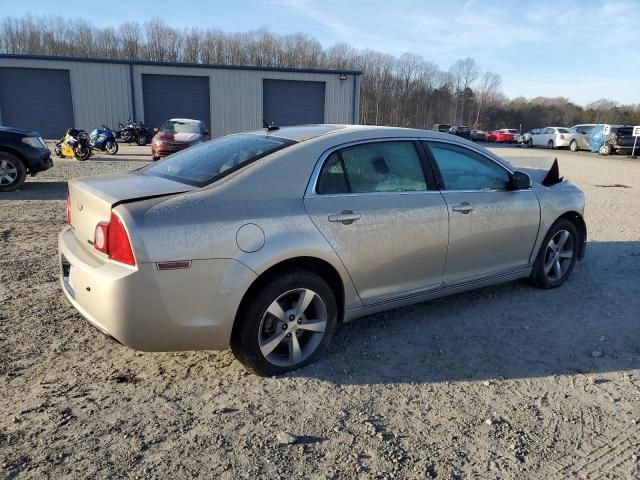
[77,201,84,211]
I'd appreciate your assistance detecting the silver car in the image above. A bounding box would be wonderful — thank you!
[529,127,580,151]
[59,125,586,375]
[570,124,596,151]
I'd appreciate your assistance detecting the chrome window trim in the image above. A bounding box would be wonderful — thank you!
[304,135,530,198]
[305,137,430,199]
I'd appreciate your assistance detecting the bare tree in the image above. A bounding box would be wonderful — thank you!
[1,15,638,129]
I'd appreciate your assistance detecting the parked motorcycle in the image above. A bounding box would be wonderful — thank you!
[55,128,91,161]
[117,119,151,146]
[89,125,118,155]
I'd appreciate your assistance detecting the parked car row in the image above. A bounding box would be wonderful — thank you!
[435,120,638,156]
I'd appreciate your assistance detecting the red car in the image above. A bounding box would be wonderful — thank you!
[151,118,211,160]
[486,129,515,143]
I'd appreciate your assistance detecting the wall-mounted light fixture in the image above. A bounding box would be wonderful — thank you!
[339,74,348,80]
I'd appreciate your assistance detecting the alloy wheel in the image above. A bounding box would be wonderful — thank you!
[0,159,18,186]
[258,288,328,367]
[543,230,574,281]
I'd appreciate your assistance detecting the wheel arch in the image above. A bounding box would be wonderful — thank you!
[0,146,25,163]
[558,211,587,260]
[233,256,348,339]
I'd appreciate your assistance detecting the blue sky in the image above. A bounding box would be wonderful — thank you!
[2,0,639,105]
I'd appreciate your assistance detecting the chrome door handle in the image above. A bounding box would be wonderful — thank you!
[328,210,361,224]
[451,202,474,214]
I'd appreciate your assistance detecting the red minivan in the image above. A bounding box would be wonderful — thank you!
[150,118,211,160]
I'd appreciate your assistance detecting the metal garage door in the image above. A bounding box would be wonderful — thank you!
[142,74,211,130]
[0,68,74,138]
[263,80,325,127]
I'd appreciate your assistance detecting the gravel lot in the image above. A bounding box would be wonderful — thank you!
[1,143,639,479]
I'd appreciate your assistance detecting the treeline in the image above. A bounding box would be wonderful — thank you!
[2,15,639,130]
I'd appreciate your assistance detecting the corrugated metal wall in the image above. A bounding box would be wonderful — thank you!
[0,57,359,137]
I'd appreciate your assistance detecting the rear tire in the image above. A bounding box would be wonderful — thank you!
[230,270,338,376]
[548,140,554,149]
[569,140,578,152]
[599,143,612,156]
[530,219,579,289]
[136,134,148,146]
[0,152,27,192]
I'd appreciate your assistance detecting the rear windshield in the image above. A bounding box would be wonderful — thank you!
[143,134,294,186]
[557,128,571,133]
[161,120,203,134]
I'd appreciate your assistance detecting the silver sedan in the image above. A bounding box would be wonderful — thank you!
[59,125,586,375]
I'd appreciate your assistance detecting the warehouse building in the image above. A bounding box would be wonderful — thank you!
[0,54,361,139]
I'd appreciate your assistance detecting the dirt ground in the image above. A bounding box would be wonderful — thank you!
[1,143,639,479]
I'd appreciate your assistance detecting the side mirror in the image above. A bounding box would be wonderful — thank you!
[203,130,211,136]
[153,127,159,133]
[512,171,531,190]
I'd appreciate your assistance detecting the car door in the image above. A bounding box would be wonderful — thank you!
[579,126,594,150]
[535,128,549,146]
[423,140,540,285]
[304,140,449,305]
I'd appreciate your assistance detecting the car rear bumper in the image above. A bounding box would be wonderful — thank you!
[58,226,257,351]
[555,138,573,147]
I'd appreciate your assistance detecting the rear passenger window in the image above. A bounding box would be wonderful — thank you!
[316,141,427,194]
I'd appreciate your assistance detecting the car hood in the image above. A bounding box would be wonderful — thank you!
[154,131,202,143]
[0,126,41,137]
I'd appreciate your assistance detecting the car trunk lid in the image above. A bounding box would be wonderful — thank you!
[67,172,194,254]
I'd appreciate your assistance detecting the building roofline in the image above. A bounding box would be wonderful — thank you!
[0,53,363,75]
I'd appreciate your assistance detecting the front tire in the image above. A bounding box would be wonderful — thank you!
[528,139,534,148]
[136,134,148,146]
[548,140,555,149]
[231,270,338,376]
[0,152,27,192]
[530,219,579,289]
[106,141,118,155]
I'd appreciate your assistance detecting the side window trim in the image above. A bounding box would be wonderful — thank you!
[336,150,352,193]
[310,138,434,197]
[422,140,514,192]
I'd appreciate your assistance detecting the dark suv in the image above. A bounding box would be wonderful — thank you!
[432,123,451,133]
[0,126,53,191]
[601,126,638,155]
[449,125,471,140]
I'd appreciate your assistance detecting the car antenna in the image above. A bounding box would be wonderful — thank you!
[262,119,279,132]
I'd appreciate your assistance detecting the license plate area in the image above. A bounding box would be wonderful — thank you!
[61,255,76,299]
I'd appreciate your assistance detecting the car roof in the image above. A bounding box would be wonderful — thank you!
[242,124,514,171]
[167,118,203,123]
[245,124,472,143]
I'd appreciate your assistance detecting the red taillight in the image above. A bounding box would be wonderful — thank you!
[93,212,136,266]
[66,191,71,225]
[108,212,135,265]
